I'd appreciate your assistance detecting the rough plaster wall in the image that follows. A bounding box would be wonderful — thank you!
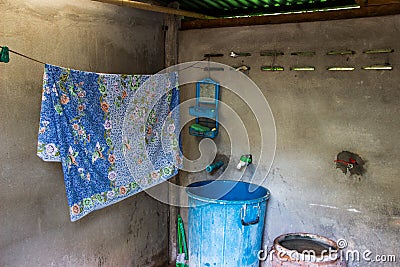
[0,0,169,266]
[179,16,400,266]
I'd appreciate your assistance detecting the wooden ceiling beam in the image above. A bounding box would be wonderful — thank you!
[181,3,400,29]
[356,0,400,6]
[92,0,216,19]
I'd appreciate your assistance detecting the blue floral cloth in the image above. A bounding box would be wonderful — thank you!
[38,64,181,221]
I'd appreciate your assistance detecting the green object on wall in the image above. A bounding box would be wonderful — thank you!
[0,46,10,63]
[260,65,284,71]
[162,0,359,18]
[176,214,188,267]
[189,123,210,133]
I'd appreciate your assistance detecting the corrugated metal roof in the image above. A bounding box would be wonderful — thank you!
[157,0,358,18]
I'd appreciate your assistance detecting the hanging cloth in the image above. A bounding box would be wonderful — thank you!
[37,64,181,221]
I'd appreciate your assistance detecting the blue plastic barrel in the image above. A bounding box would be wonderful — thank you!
[186,180,270,267]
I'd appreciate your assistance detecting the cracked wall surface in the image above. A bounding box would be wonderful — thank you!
[179,15,400,267]
[1,0,169,266]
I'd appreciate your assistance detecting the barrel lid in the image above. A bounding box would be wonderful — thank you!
[186,180,270,205]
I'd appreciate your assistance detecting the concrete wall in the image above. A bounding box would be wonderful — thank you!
[179,15,400,266]
[1,0,169,266]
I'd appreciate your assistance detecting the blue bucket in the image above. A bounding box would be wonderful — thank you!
[186,180,270,267]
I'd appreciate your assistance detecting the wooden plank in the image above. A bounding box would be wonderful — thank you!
[92,0,216,19]
[164,15,180,265]
[358,0,400,6]
[165,16,179,68]
[181,3,400,29]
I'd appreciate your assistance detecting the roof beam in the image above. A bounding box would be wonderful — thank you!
[92,0,216,19]
[356,0,400,6]
[181,3,400,29]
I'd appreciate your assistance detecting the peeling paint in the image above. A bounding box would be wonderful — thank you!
[178,14,400,267]
[310,204,362,214]
[346,208,362,213]
[309,203,339,209]
[0,0,168,266]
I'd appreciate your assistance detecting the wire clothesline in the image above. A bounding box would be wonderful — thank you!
[0,46,45,64]
[0,46,210,71]
[0,46,251,73]
[9,49,45,64]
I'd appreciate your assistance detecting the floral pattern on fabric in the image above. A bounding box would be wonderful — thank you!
[37,64,181,221]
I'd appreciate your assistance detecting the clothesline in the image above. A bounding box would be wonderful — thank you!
[0,46,45,64]
[1,46,209,71]
[9,49,45,64]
